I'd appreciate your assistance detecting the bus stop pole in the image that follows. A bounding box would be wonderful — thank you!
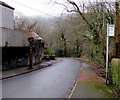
[106,35,109,84]
[106,24,109,84]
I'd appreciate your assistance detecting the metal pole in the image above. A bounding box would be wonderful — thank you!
[106,35,109,84]
[106,24,109,84]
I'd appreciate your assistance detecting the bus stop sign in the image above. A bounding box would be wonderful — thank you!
[107,24,115,37]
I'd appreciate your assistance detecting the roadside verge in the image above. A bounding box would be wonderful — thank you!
[69,59,114,98]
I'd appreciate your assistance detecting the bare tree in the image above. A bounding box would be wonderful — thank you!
[53,0,116,64]
[14,12,37,33]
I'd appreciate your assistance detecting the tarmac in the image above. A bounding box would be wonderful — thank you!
[1,59,61,80]
[1,58,116,98]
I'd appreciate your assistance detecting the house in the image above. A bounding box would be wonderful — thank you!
[0,1,29,47]
[0,1,14,29]
[0,1,44,70]
[29,32,44,64]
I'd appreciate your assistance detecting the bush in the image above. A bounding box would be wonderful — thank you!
[42,55,50,61]
[49,55,55,60]
[55,49,64,57]
[110,58,120,89]
[44,48,55,60]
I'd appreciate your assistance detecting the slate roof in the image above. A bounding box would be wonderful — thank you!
[0,1,14,10]
[29,32,43,40]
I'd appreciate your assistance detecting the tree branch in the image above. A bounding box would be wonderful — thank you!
[66,0,99,34]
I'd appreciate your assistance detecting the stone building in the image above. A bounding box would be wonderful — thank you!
[0,1,44,70]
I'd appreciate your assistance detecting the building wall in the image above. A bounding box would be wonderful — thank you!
[1,28,29,47]
[2,41,44,70]
[0,6,2,47]
[2,47,29,70]
[0,5,14,29]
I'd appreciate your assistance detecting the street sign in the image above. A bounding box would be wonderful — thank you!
[107,24,115,36]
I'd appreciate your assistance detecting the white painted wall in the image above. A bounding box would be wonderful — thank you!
[0,4,29,47]
[0,5,14,29]
[1,28,29,47]
[0,6,2,47]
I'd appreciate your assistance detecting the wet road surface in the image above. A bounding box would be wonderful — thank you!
[3,58,81,98]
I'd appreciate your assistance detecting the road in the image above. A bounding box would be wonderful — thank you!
[2,58,81,98]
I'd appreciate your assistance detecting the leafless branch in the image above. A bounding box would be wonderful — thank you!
[66,0,99,34]
[27,21,37,32]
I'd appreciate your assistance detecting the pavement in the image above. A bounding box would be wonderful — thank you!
[1,59,61,80]
[70,62,114,98]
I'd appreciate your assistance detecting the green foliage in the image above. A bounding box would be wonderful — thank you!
[105,89,113,94]
[110,59,120,89]
[55,49,64,57]
[45,48,55,56]
[43,48,55,60]
[88,44,105,66]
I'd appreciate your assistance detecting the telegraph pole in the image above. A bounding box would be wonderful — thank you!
[115,0,120,58]
[28,37,34,69]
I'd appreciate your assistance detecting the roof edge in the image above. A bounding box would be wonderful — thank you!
[0,1,14,10]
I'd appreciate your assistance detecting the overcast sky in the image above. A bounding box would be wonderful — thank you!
[1,0,116,17]
[1,0,68,17]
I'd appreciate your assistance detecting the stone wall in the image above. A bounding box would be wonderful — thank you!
[2,47,29,70]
